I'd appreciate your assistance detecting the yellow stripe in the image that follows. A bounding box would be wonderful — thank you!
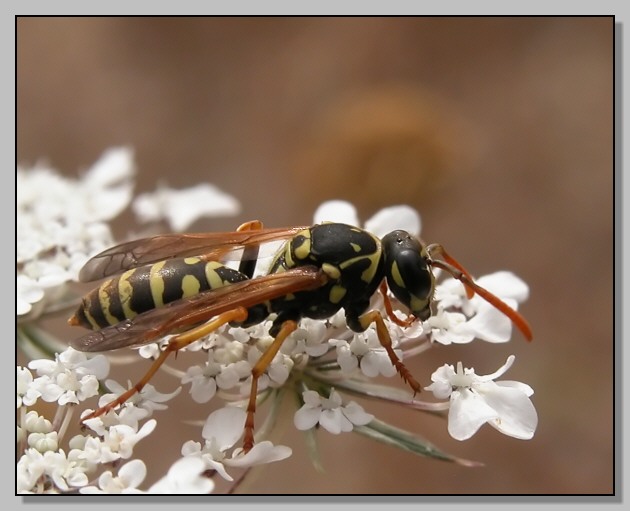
[98,279,118,325]
[205,261,226,290]
[360,242,382,283]
[83,297,101,330]
[322,263,341,280]
[390,260,405,288]
[118,270,136,319]
[293,230,311,260]
[149,261,167,307]
[181,274,201,297]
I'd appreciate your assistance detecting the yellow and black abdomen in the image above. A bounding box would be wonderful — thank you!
[71,257,249,330]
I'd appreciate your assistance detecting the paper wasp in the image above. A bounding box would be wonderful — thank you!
[68,220,532,452]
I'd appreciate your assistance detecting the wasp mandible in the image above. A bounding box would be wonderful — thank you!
[68,220,532,452]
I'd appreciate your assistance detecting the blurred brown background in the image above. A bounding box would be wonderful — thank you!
[17,17,613,495]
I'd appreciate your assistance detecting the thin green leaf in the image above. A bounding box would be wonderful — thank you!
[354,418,483,467]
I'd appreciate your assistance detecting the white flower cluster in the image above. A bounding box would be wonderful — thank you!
[16,347,221,494]
[17,147,242,319]
[17,149,538,493]
[17,148,134,317]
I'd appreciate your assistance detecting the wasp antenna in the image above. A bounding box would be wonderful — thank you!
[430,258,533,342]
[427,244,475,299]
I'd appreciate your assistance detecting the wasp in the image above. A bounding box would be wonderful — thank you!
[68,220,532,452]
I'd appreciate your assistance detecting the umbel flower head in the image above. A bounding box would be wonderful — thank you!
[17,148,537,494]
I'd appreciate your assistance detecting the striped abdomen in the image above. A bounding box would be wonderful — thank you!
[71,257,249,330]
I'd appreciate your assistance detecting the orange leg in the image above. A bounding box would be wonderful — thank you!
[242,319,298,453]
[379,281,416,328]
[81,307,249,421]
[359,310,421,395]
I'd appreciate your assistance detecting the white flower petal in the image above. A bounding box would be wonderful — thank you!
[477,383,538,439]
[496,380,535,397]
[363,205,421,237]
[226,441,292,467]
[320,408,352,434]
[313,200,359,225]
[475,271,529,302]
[464,300,514,343]
[133,184,240,232]
[202,407,245,450]
[447,389,498,441]
[117,459,147,489]
[294,406,322,431]
[342,401,374,426]
[149,456,214,494]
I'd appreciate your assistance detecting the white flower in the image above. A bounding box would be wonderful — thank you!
[28,348,109,405]
[148,456,214,494]
[81,419,157,464]
[17,448,46,493]
[22,411,53,433]
[80,459,147,494]
[333,329,399,378]
[181,351,248,404]
[425,355,538,441]
[17,147,134,316]
[102,380,181,415]
[294,388,374,434]
[431,271,530,344]
[18,448,90,493]
[133,183,240,232]
[284,318,331,358]
[17,366,40,408]
[182,407,292,481]
[16,275,45,316]
[28,431,58,453]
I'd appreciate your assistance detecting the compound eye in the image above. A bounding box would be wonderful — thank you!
[381,231,435,318]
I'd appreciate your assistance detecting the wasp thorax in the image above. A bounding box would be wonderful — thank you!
[381,230,435,321]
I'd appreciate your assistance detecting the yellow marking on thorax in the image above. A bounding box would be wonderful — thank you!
[293,230,312,260]
[98,278,119,325]
[338,235,382,284]
[284,243,295,268]
[149,261,167,307]
[118,269,137,319]
[350,242,361,253]
[322,263,341,280]
[329,284,347,304]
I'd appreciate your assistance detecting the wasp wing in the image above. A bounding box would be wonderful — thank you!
[78,227,307,282]
[70,266,328,352]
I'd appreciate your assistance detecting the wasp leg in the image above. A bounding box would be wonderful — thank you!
[379,281,415,328]
[236,220,264,278]
[81,307,249,422]
[242,319,298,453]
[358,310,422,395]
